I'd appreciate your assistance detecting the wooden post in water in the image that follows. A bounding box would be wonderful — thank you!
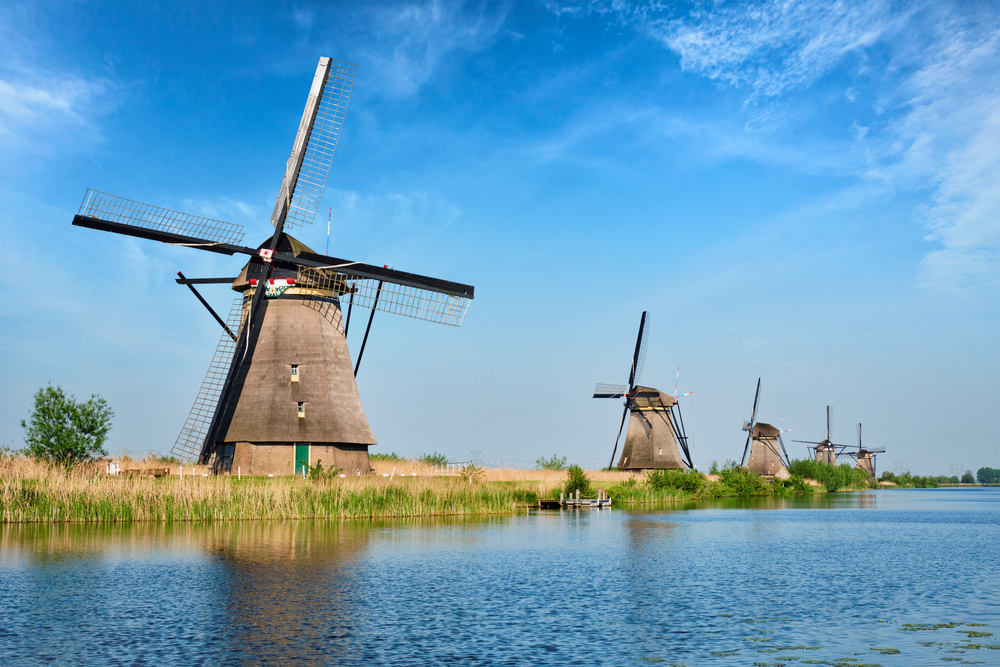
[560,492,564,506]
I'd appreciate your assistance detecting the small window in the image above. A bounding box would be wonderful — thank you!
[297,402,305,418]
[291,365,299,382]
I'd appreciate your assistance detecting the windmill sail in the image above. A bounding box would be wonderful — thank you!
[171,298,244,461]
[295,268,471,327]
[272,59,357,230]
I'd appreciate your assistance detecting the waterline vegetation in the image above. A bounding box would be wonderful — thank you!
[3,452,988,524]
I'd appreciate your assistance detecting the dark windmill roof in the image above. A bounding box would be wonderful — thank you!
[753,422,780,438]
[232,234,318,290]
[630,386,676,408]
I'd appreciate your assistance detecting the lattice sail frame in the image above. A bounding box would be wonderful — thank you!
[634,314,650,384]
[283,61,357,230]
[594,383,628,398]
[171,298,244,461]
[78,189,245,245]
[296,267,471,327]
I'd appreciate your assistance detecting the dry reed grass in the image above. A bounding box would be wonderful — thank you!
[368,459,642,483]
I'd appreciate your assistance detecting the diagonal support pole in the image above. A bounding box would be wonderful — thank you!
[354,280,383,377]
[177,272,236,341]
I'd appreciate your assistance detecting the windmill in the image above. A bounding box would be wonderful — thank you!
[843,423,884,479]
[739,379,791,477]
[72,58,475,476]
[792,406,850,465]
[593,312,693,471]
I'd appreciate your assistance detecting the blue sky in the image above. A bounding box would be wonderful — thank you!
[1,1,997,474]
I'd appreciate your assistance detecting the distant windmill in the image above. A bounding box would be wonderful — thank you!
[843,423,884,479]
[739,379,791,477]
[793,406,850,465]
[72,57,475,476]
[593,312,693,471]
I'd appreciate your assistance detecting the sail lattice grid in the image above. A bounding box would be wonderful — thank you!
[284,61,357,230]
[78,190,245,245]
[296,267,471,327]
[171,298,244,461]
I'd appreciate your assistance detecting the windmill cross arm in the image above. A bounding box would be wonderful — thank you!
[175,277,239,284]
[73,215,257,257]
[286,249,475,299]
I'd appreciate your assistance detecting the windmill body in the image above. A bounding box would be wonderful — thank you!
[70,58,474,475]
[615,387,687,470]
[745,423,789,477]
[739,379,791,478]
[844,423,884,479]
[216,235,376,475]
[594,312,693,471]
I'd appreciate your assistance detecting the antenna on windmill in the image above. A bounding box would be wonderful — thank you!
[72,57,476,475]
[593,312,693,471]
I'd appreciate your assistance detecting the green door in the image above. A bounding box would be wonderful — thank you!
[295,443,310,475]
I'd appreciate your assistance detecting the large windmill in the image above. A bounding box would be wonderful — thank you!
[792,406,850,465]
[739,379,791,477]
[72,58,475,476]
[593,312,693,471]
[843,423,884,479]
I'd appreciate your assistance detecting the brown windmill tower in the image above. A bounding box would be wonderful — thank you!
[793,406,847,466]
[72,58,475,475]
[739,379,791,477]
[593,312,693,471]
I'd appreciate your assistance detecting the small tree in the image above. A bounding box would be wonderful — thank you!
[564,464,593,497]
[961,472,975,484]
[21,385,114,464]
[535,454,567,470]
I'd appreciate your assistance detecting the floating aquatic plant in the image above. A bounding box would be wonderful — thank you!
[870,648,900,654]
[711,652,739,657]
[961,632,993,638]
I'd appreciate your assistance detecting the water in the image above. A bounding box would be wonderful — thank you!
[1,489,997,666]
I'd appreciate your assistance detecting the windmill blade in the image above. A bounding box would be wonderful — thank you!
[627,311,648,388]
[295,268,473,327]
[777,435,791,467]
[633,313,650,385]
[826,405,832,441]
[857,423,862,448]
[608,403,630,469]
[271,58,357,231]
[868,447,886,454]
[594,383,628,399]
[170,297,243,461]
[740,431,752,467]
[749,378,761,427]
[75,190,247,250]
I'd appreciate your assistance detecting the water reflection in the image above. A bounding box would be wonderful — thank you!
[1,490,998,666]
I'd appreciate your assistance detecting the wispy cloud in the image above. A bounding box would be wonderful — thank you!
[601,0,1000,293]
[363,0,510,98]
[0,75,110,152]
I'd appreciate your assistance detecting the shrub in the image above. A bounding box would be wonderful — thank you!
[646,469,706,493]
[961,472,976,484]
[716,466,772,496]
[21,385,114,464]
[370,452,404,462]
[305,459,343,481]
[565,465,593,497]
[419,452,449,467]
[460,463,483,484]
[535,454,568,470]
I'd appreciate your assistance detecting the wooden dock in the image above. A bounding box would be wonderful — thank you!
[538,490,612,509]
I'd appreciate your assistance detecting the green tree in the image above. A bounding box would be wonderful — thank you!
[419,451,449,466]
[535,454,567,470]
[564,464,593,496]
[961,472,975,484]
[977,467,1000,484]
[21,385,114,463]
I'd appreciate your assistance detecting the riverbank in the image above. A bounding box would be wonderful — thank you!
[0,456,830,523]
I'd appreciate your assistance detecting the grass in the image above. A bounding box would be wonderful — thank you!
[1,454,822,524]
